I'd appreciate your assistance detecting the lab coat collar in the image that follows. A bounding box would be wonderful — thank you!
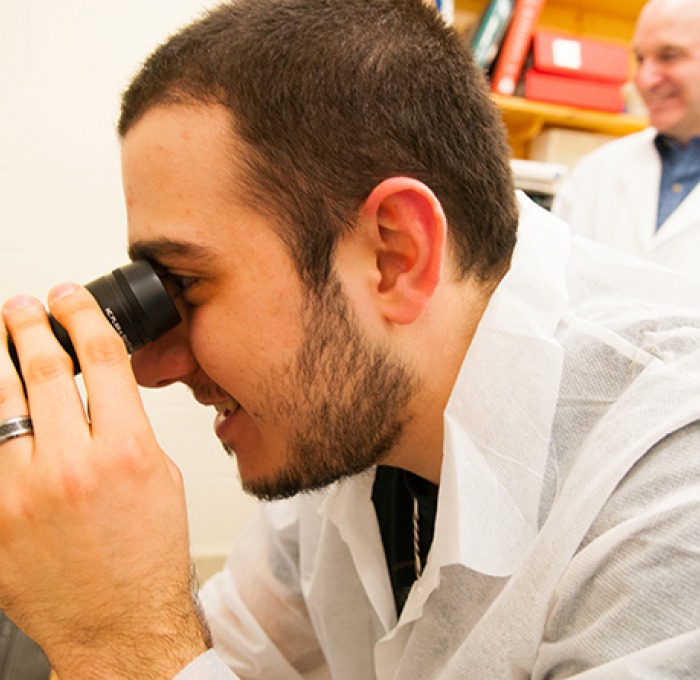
[320,195,571,624]
[622,127,700,250]
[651,127,700,244]
[655,180,700,245]
[319,469,397,630]
[435,194,570,577]
[617,128,663,251]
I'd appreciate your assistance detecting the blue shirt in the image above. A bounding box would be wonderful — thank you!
[654,134,700,231]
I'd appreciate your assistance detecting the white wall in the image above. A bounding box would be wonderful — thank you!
[0,0,258,568]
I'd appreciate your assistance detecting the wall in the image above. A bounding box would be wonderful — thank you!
[0,0,258,575]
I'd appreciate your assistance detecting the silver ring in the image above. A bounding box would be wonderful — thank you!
[0,416,34,446]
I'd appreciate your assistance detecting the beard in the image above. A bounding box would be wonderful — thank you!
[238,275,420,501]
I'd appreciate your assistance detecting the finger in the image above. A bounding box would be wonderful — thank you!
[47,284,152,441]
[0,313,33,463]
[2,293,89,455]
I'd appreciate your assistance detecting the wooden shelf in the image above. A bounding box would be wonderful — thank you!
[492,94,648,157]
[455,0,649,158]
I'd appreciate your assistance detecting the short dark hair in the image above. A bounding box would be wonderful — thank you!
[119,0,518,292]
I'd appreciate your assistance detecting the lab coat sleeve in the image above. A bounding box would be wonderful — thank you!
[197,497,326,679]
[532,421,700,678]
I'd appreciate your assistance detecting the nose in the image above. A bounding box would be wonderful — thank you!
[131,321,199,388]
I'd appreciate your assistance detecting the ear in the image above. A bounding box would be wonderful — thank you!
[360,177,447,325]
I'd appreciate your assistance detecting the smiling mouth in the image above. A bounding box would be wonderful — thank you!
[644,90,678,106]
[214,398,240,419]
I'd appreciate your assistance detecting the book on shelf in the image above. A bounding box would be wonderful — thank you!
[434,0,455,24]
[510,158,567,194]
[524,69,625,112]
[510,158,568,211]
[490,0,546,96]
[470,0,516,71]
[531,31,630,84]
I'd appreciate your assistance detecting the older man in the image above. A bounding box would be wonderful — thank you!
[553,0,700,278]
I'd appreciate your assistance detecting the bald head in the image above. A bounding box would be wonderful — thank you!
[638,0,700,23]
[633,0,700,143]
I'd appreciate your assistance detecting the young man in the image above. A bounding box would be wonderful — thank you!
[1,1,699,678]
[553,0,700,278]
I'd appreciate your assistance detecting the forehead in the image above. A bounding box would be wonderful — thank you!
[121,103,245,248]
[634,0,700,53]
[120,102,299,288]
[121,103,238,204]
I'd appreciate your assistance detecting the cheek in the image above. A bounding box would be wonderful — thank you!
[187,306,239,374]
[187,304,277,391]
[186,288,306,396]
[687,77,700,102]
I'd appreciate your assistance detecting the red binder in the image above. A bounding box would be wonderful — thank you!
[524,69,625,112]
[490,0,547,96]
[531,31,630,84]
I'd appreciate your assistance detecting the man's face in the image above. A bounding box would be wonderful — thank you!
[633,0,700,144]
[122,104,418,499]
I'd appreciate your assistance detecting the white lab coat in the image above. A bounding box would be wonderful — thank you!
[178,195,700,679]
[552,127,700,279]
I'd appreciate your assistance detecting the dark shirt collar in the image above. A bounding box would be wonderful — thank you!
[655,133,700,157]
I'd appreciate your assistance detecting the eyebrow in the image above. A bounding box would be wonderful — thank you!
[128,238,214,268]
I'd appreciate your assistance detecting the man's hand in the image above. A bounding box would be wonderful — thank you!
[0,283,208,679]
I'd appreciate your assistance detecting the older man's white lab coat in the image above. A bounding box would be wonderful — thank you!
[178,194,700,679]
[552,127,700,279]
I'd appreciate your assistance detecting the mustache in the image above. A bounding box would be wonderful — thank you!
[190,383,233,406]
